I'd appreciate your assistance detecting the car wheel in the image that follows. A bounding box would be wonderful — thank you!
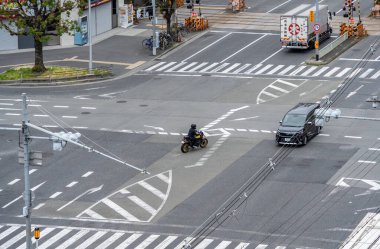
[316,126,321,134]
[302,136,308,145]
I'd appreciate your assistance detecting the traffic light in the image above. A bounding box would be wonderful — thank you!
[186,0,192,9]
[195,0,200,4]
[34,228,40,240]
[51,132,81,151]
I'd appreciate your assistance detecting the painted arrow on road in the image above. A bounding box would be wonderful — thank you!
[57,184,103,211]
[336,177,380,191]
[202,128,231,137]
[231,116,259,121]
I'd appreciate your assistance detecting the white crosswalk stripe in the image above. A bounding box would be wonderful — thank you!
[0,226,20,240]
[143,61,379,80]
[0,224,311,249]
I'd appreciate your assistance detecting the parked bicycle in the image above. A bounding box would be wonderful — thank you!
[142,36,153,50]
[159,31,173,50]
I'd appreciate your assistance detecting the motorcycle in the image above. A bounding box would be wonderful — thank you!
[181,131,208,153]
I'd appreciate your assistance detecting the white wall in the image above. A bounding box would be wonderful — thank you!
[83,2,112,36]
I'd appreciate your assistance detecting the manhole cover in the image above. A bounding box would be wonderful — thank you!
[139,104,148,107]
[117,100,127,103]
[81,112,91,115]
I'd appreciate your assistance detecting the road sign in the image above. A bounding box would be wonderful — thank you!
[288,23,300,35]
[309,10,315,23]
[313,23,321,33]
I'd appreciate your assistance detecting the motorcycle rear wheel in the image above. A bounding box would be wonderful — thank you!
[181,143,190,153]
[200,138,208,148]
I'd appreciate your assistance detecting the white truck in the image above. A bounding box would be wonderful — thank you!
[280,4,332,49]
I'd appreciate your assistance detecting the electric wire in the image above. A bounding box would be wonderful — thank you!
[185,37,380,247]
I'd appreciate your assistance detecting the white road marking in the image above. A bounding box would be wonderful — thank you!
[74,95,91,100]
[348,68,362,78]
[0,103,14,106]
[154,236,178,249]
[99,90,128,98]
[138,181,166,199]
[0,107,21,111]
[199,62,219,72]
[53,105,69,108]
[114,234,142,249]
[75,231,107,249]
[262,91,278,98]
[94,232,124,249]
[289,66,307,76]
[33,114,49,117]
[128,195,157,215]
[278,65,295,75]
[33,203,45,210]
[232,116,259,121]
[66,181,78,187]
[266,0,292,13]
[0,226,20,241]
[62,116,77,119]
[318,133,330,136]
[0,230,25,248]
[220,35,268,63]
[358,160,376,164]
[42,125,58,128]
[145,62,166,71]
[369,148,380,151]
[188,62,209,72]
[255,64,273,75]
[156,61,177,71]
[194,238,213,248]
[312,66,329,77]
[165,62,188,72]
[135,234,160,249]
[84,209,105,219]
[267,65,285,75]
[177,62,198,72]
[300,66,318,76]
[184,33,232,62]
[255,245,268,249]
[102,198,140,221]
[359,68,374,78]
[233,63,251,74]
[259,48,284,64]
[324,67,341,77]
[73,126,88,129]
[38,229,72,249]
[244,64,263,74]
[5,113,20,116]
[0,127,21,131]
[371,70,380,79]
[81,107,96,109]
[211,63,230,72]
[269,85,289,93]
[214,241,232,249]
[49,192,62,199]
[82,171,93,177]
[344,136,362,139]
[221,63,241,73]
[8,179,20,185]
[174,237,193,249]
[345,85,364,99]
[55,230,90,249]
[335,68,352,77]
[235,242,250,249]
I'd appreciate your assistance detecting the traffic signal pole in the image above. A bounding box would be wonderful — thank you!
[315,0,320,61]
[152,0,157,56]
[21,93,32,249]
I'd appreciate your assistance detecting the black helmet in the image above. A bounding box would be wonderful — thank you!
[191,124,196,129]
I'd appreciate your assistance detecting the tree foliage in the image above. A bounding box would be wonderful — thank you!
[157,0,176,34]
[0,0,85,72]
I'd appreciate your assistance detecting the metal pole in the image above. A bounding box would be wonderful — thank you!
[21,93,32,249]
[88,0,93,72]
[315,0,320,61]
[152,0,157,56]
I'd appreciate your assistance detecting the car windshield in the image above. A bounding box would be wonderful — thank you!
[282,114,306,127]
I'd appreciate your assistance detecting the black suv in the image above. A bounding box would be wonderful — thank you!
[275,103,321,145]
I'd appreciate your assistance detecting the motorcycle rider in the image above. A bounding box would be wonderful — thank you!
[188,124,198,147]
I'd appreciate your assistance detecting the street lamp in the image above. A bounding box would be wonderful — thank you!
[88,0,93,72]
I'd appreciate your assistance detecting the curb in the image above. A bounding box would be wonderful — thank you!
[305,37,365,66]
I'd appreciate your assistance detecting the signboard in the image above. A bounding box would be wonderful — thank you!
[288,23,301,35]
[313,23,321,33]
[74,15,88,45]
[309,10,315,23]
[119,4,133,28]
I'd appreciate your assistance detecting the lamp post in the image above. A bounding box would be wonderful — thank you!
[315,0,320,61]
[152,0,157,56]
[88,0,93,72]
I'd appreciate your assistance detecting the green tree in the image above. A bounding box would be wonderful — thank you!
[0,0,84,72]
[157,0,176,34]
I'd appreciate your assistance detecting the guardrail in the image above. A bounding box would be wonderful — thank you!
[319,32,348,58]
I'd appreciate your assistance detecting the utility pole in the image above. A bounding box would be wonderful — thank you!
[88,0,93,72]
[152,0,157,56]
[315,0,320,61]
[21,93,32,249]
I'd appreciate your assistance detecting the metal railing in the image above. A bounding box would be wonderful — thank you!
[319,32,348,58]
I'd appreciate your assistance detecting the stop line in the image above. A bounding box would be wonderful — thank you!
[143,61,380,80]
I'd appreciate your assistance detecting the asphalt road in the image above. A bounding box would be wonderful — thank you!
[1,1,380,249]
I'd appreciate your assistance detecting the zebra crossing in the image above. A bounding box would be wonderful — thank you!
[77,171,172,222]
[143,61,380,80]
[0,224,320,249]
